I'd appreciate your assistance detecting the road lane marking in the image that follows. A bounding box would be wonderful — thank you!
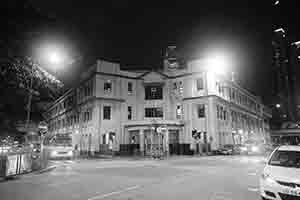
[247,187,259,192]
[87,185,140,200]
[247,172,257,176]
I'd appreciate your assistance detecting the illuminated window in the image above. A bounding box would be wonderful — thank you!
[145,107,163,118]
[128,82,133,95]
[176,105,182,119]
[128,106,132,120]
[104,80,112,93]
[145,85,163,100]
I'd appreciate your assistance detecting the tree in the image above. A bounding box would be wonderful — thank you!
[0,56,64,129]
[0,0,63,135]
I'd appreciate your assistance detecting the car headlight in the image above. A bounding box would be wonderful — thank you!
[261,173,277,184]
[240,147,247,151]
[251,146,259,152]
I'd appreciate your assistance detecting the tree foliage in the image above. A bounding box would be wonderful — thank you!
[0,56,64,125]
[0,0,64,133]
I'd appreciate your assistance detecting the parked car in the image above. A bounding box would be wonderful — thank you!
[216,144,235,155]
[260,145,300,200]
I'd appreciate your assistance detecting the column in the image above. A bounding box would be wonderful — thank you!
[139,129,144,156]
[165,129,169,156]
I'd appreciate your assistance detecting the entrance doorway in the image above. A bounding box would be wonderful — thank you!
[129,130,140,155]
[169,130,179,155]
[143,129,164,156]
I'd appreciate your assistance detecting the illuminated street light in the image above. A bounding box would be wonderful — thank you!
[276,104,281,108]
[34,42,72,73]
[204,51,233,77]
[206,54,228,75]
[48,51,63,65]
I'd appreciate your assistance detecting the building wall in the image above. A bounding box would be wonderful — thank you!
[45,59,272,154]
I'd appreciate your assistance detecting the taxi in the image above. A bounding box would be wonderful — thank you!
[260,145,300,200]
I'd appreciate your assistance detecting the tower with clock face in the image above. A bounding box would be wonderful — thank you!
[163,46,187,73]
[164,46,179,71]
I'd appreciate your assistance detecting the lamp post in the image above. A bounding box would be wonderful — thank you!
[25,64,34,131]
[25,48,65,131]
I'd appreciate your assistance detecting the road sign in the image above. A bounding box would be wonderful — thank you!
[38,121,48,130]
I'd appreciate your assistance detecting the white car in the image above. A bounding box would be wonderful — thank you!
[260,145,300,200]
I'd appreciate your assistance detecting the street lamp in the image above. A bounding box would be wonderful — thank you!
[206,54,229,75]
[276,104,281,108]
[48,51,63,65]
[202,50,235,79]
[25,45,66,130]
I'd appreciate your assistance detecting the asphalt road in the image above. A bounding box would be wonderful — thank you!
[0,155,265,200]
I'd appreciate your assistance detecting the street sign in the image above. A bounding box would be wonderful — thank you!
[192,128,202,140]
[38,121,48,130]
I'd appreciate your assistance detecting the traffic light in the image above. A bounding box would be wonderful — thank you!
[197,132,201,140]
[192,128,197,139]
[192,129,202,140]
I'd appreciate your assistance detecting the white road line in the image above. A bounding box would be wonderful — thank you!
[87,185,140,200]
[247,187,259,192]
[247,172,257,176]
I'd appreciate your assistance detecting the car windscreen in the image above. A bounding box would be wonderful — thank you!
[46,134,72,147]
[269,150,300,168]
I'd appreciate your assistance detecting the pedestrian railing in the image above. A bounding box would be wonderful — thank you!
[0,148,48,179]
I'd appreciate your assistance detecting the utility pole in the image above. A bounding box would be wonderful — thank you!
[25,65,34,131]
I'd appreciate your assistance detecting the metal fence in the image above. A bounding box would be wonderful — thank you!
[0,148,47,178]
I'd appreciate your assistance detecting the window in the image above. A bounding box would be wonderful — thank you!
[83,108,93,122]
[173,82,177,90]
[104,81,112,93]
[145,107,163,118]
[179,81,183,95]
[145,85,163,100]
[269,150,300,168]
[197,104,205,118]
[128,106,132,120]
[128,82,133,94]
[176,105,182,119]
[196,78,204,91]
[103,106,111,120]
[216,105,223,119]
[223,110,227,120]
[84,80,93,97]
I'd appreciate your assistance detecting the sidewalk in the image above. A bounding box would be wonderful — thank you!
[0,164,57,182]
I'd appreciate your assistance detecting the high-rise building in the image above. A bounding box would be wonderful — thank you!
[270,0,299,127]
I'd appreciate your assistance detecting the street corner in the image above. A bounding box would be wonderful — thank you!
[35,165,57,174]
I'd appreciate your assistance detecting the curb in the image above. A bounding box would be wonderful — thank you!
[35,165,57,174]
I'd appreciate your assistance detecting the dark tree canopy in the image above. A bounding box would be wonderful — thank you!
[0,0,64,134]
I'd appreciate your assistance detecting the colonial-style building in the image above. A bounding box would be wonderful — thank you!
[44,58,272,155]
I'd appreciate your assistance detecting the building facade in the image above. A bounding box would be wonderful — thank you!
[44,59,272,155]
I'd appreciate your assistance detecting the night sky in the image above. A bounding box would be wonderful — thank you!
[29,0,300,101]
